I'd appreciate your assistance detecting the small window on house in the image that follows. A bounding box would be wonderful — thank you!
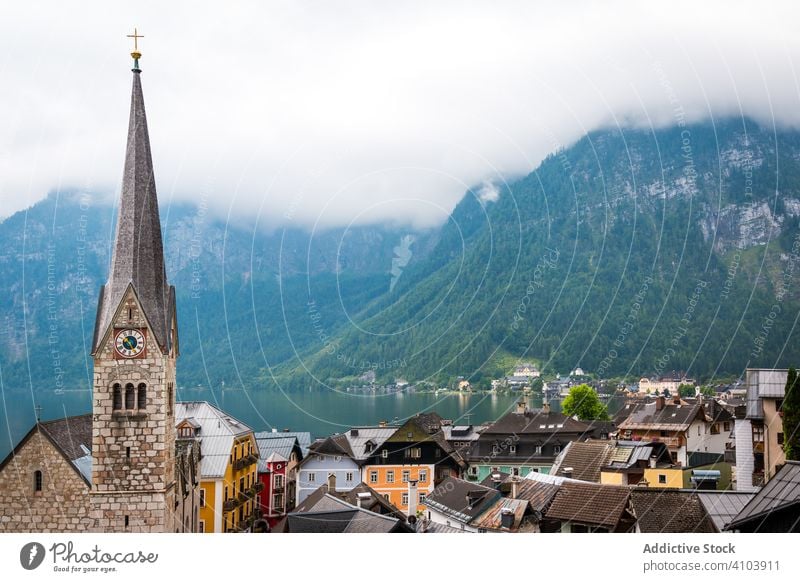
[509,445,517,454]
[697,425,701,436]
[407,432,413,439]
[511,467,520,476]
[199,520,205,533]
[658,474,667,484]
[419,493,427,504]
[402,492,409,506]
[370,471,378,484]
[535,445,543,455]
[419,470,427,482]
[34,470,43,492]
[346,472,354,482]
[381,449,388,459]
[168,383,174,416]
[126,446,131,458]
[723,421,731,432]
[274,474,284,488]
[387,470,395,483]
[308,473,316,483]
[553,445,561,454]
[137,383,146,409]
[199,489,206,507]
[402,470,410,483]
[124,515,129,527]
[125,383,135,409]
[112,383,122,410]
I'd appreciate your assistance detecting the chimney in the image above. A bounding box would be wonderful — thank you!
[379,420,388,428]
[491,472,502,485]
[562,467,574,479]
[673,394,681,405]
[327,473,336,492]
[356,491,371,509]
[500,507,515,529]
[511,476,520,499]
[515,399,528,414]
[542,401,551,414]
[407,479,419,517]
[272,428,278,433]
[656,396,665,411]
[649,456,657,469]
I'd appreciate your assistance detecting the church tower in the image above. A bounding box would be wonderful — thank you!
[90,33,179,532]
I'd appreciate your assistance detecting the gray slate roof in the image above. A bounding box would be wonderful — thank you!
[255,431,312,456]
[286,508,406,533]
[726,461,800,530]
[745,369,788,419]
[175,401,253,478]
[696,491,755,531]
[93,69,174,353]
[425,476,500,523]
[255,436,301,472]
[618,399,702,431]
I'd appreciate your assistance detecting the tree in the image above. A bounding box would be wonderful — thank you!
[783,367,800,461]
[679,384,696,398]
[561,384,609,421]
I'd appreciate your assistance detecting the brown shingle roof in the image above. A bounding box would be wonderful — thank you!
[545,481,631,529]
[552,441,615,482]
[629,490,717,533]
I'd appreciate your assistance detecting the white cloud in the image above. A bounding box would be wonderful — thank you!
[1,1,799,229]
[477,180,500,204]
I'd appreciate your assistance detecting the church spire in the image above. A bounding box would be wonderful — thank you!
[92,36,173,354]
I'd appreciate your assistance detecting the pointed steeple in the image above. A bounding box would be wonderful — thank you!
[92,56,173,354]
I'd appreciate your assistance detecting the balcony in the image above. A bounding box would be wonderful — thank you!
[649,436,682,448]
[233,453,258,472]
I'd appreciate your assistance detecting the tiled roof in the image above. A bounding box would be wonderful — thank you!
[286,508,406,533]
[483,409,590,435]
[513,479,560,514]
[175,401,253,478]
[618,400,702,431]
[629,490,717,533]
[294,482,404,519]
[726,461,800,530]
[545,481,631,529]
[470,497,528,531]
[551,441,615,482]
[425,477,500,522]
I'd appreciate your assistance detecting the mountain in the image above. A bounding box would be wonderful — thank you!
[0,193,436,391]
[3,118,800,394]
[289,118,800,384]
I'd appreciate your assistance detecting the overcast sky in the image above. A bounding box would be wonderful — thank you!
[1,1,799,229]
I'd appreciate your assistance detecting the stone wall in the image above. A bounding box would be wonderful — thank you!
[0,431,92,532]
[90,290,177,532]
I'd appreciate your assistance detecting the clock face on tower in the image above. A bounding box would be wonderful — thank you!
[114,329,146,358]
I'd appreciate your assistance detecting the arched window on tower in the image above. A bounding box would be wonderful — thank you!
[137,383,147,410]
[34,470,43,493]
[125,383,135,409]
[112,383,122,410]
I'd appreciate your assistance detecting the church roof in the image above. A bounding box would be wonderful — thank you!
[0,414,93,486]
[93,67,174,354]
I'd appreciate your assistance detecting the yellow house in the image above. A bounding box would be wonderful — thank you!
[176,401,260,532]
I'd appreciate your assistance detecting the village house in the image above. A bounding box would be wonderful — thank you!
[295,425,397,505]
[424,476,528,532]
[735,368,788,490]
[362,416,464,515]
[255,435,303,527]
[176,401,259,533]
[551,439,672,485]
[463,399,593,482]
[617,395,732,466]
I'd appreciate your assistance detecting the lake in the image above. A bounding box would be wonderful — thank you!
[0,387,545,459]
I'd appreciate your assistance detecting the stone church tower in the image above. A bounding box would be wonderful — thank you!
[89,42,179,532]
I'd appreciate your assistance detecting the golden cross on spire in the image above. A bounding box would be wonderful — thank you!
[127,27,144,52]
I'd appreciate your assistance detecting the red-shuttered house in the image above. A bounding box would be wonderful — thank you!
[255,435,303,527]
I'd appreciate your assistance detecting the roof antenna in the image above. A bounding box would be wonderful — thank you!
[34,404,43,423]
